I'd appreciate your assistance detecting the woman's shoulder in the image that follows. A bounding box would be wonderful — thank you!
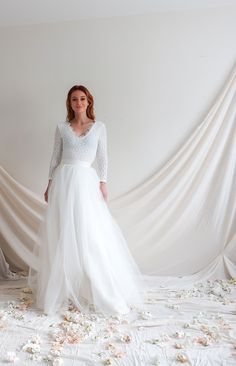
[57,121,68,131]
[96,120,106,129]
[60,121,68,127]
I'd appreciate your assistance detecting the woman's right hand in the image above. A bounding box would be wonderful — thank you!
[44,180,52,203]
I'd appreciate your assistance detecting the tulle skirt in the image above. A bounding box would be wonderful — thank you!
[28,159,145,316]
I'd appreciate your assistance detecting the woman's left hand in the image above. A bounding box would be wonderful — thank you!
[100,182,108,202]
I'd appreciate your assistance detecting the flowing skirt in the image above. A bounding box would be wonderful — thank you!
[28,159,145,316]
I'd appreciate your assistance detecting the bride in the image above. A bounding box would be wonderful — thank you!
[28,85,145,316]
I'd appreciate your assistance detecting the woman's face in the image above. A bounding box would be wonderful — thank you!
[70,90,89,115]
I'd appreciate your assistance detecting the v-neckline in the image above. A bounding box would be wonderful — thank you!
[68,120,97,138]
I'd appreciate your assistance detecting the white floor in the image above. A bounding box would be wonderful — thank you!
[0,276,235,366]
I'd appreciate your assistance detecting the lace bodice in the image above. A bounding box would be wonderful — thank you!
[48,120,108,182]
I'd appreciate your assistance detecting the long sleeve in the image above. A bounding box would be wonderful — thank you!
[96,123,108,182]
[48,125,63,180]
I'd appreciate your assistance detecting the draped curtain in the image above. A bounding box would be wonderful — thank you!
[0,64,235,279]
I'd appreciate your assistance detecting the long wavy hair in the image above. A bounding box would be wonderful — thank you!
[66,85,95,122]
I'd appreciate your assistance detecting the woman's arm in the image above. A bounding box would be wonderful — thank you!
[48,125,63,180]
[44,125,63,202]
[96,123,108,201]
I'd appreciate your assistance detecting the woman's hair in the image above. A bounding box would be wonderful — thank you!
[66,85,95,122]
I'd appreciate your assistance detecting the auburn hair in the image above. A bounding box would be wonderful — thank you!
[66,85,95,122]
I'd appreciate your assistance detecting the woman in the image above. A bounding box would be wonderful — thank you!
[28,85,145,316]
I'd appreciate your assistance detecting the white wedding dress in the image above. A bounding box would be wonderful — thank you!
[28,120,145,316]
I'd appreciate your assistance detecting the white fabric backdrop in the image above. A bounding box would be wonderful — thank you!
[0,248,11,279]
[0,64,235,279]
[110,63,236,278]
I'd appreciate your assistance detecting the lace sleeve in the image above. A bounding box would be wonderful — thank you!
[48,125,63,180]
[96,123,108,182]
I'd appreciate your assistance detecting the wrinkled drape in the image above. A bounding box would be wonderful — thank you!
[0,64,235,279]
[0,248,11,279]
[110,64,236,278]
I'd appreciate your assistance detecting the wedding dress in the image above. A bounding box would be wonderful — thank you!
[28,120,145,316]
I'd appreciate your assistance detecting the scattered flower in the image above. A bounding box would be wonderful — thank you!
[22,287,33,294]
[195,337,210,346]
[161,334,171,342]
[0,319,7,330]
[52,357,63,366]
[5,351,19,363]
[166,304,180,310]
[176,353,188,363]
[105,343,116,350]
[114,351,125,358]
[147,338,160,345]
[104,358,112,365]
[0,310,6,320]
[173,331,185,339]
[22,336,41,354]
[120,334,132,343]
[139,310,152,319]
